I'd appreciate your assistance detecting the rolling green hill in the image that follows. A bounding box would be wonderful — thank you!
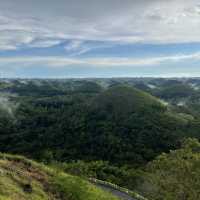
[90,85,165,115]
[0,85,195,166]
[0,153,119,200]
[0,79,200,199]
[83,86,188,165]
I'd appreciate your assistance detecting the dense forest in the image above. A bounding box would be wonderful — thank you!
[1,78,200,199]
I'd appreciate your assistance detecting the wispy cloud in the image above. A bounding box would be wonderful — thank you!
[1,52,200,68]
[0,0,200,52]
[29,39,62,48]
[0,0,200,77]
[64,40,114,56]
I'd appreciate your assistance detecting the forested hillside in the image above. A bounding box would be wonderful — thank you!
[1,80,198,165]
[1,78,200,200]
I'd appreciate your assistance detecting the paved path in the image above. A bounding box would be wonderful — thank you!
[93,182,136,200]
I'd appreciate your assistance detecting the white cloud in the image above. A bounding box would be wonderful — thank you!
[29,39,62,48]
[0,51,200,68]
[64,40,114,56]
[0,0,200,52]
[65,40,83,52]
[64,40,92,56]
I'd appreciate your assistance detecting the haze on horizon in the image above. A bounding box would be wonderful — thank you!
[0,0,200,78]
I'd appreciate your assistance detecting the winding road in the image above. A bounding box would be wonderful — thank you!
[92,182,136,200]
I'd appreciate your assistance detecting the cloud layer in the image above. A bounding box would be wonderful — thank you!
[0,0,200,77]
[1,51,200,68]
[0,0,200,51]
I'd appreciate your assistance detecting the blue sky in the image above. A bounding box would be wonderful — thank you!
[0,0,200,78]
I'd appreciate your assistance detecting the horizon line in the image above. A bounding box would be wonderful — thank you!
[1,76,200,80]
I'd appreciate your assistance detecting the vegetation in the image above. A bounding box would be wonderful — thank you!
[0,153,119,200]
[138,138,200,200]
[0,84,195,166]
[1,78,200,199]
[56,160,143,190]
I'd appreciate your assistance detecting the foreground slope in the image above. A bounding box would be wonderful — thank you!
[0,153,119,200]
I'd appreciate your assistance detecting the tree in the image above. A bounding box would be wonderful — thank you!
[140,138,200,200]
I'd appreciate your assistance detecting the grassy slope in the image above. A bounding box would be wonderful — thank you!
[0,153,119,200]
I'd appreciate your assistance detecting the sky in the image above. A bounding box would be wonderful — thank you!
[0,0,200,78]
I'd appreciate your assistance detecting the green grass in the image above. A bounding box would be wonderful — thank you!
[0,153,119,200]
